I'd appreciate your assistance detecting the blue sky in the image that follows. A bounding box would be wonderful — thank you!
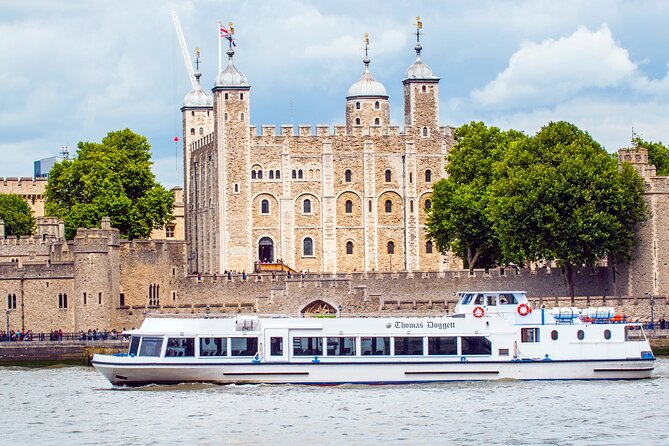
[2,0,669,187]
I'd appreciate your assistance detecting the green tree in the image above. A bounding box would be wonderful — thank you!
[45,129,174,239]
[489,121,649,300]
[426,121,525,270]
[633,136,669,175]
[0,193,36,237]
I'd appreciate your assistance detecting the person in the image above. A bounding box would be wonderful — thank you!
[242,270,247,281]
[227,271,232,281]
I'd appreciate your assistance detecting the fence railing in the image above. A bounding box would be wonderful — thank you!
[0,332,127,343]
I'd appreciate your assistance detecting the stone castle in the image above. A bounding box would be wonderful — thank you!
[0,25,667,334]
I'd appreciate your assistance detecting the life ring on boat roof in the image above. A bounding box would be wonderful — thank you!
[517,303,532,316]
[473,306,485,318]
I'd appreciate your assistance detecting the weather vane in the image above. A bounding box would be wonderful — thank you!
[415,16,423,43]
[364,32,369,58]
[194,47,200,70]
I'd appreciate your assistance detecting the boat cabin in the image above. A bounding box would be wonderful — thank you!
[455,291,529,315]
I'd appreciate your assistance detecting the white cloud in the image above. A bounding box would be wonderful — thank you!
[472,25,637,108]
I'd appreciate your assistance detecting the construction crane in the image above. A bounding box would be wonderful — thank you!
[171,12,197,89]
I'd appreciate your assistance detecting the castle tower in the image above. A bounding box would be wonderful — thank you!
[345,34,390,133]
[182,52,214,274]
[212,43,251,273]
[403,17,440,137]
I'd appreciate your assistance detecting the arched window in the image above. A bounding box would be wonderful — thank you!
[374,117,380,125]
[385,199,392,213]
[240,92,244,100]
[261,199,270,214]
[199,127,203,135]
[345,169,352,182]
[410,200,414,212]
[251,170,257,179]
[345,200,353,214]
[355,117,360,125]
[190,128,195,135]
[303,199,311,214]
[292,170,297,179]
[225,92,229,100]
[426,241,433,254]
[422,127,428,137]
[375,101,380,110]
[275,170,281,179]
[355,102,360,110]
[224,113,228,121]
[425,199,432,210]
[298,170,303,179]
[422,85,427,93]
[191,111,195,117]
[58,293,62,309]
[385,169,392,182]
[240,112,245,121]
[269,170,274,179]
[234,183,239,193]
[387,241,395,254]
[303,237,314,256]
[425,169,432,183]
[346,241,353,255]
[258,170,263,179]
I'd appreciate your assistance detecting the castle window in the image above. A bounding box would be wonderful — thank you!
[98,292,102,304]
[385,169,392,182]
[7,293,16,310]
[410,200,414,212]
[199,127,203,135]
[385,199,392,213]
[207,111,210,117]
[422,127,428,137]
[345,200,353,214]
[166,225,175,238]
[345,169,352,182]
[58,293,62,309]
[191,111,195,117]
[425,169,432,183]
[269,170,274,179]
[225,113,228,121]
[303,199,312,214]
[426,241,433,254]
[369,200,372,212]
[275,170,280,179]
[425,199,432,210]
[303,237,314,256]
[422,85,427,93]
[63,293,67,308]
[292,170,297,179]
[240,92,244,100]
[83,292,87,305]
[410,172,413,183]
[234,183,239,193]
[190,128,195,136]
[355,117,360,125]
[261,199,270,214]
[258,170,263,179]
[120,293,125,306]
[225,93,229,100]
[298,170,303,179]
[251,170,257,179]
[240,112,245,121]
[387,241,395,254]
[355,102,360,110]
[375,101,380,110]
[346,241,353,255]
[374,117,380,125]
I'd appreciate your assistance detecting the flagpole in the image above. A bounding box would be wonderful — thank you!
[217,20,222,73]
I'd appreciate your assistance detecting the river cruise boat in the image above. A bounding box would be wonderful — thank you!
[92,291,655,385]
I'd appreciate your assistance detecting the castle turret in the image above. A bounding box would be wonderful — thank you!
[403,18,440,136]
[346,34,390,133]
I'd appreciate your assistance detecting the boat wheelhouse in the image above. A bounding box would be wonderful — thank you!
[92,291,654,386]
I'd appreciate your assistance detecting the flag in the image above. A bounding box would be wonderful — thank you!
[416,16,422,29]
[218,20,236,46]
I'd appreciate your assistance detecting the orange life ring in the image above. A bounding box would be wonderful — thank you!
[473,306,485,318]
[517,303,532,316]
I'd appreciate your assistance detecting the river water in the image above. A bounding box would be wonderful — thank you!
[1,359,668,445]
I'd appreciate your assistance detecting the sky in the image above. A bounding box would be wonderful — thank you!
[2,0,669,187]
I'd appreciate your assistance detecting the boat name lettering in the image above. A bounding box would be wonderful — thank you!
[393,321,456,329]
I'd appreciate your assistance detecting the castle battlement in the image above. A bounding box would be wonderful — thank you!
[189,133,215,151]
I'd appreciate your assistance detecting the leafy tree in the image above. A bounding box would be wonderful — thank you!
[489,121,649,300]
[633,136,669,175]
[426,122,526,270]
[0,193,36,237]
[45,129,174,239]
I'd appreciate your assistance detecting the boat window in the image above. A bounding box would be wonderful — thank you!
[293,337,323,356]
[499,293,517,305]
[394,337,424,355]
[166,338,195,357]
[473,294,484,305]
[200,337,227,356]
[625,326,645,341]
[604,329,612,340]
[327,337,356,356]
[551,330,558,341]
[577,330,585,340]
[428,337,457,355]
[231,337,259,356]
[270,337,283,356]
[460,293,474,305]
[128,336,140,357]
[360,337,390,355]
[485,295,497,306]
[521,328,540,343]
[461,336,491,355]
[139,336,164,357]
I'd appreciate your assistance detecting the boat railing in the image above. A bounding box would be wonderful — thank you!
[144,311,459,319]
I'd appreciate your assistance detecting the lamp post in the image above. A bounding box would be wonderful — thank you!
[645,292,655,329]
[5,310,9,341]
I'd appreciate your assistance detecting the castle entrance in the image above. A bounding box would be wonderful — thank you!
[258,237,274,263]
[302,300,337,316]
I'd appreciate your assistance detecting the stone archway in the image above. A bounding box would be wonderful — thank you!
[302,300,336,316]
[258,237,274,263]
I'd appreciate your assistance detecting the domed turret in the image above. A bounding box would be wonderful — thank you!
[216,48,249,87]
[183,72,213,107]
[347,57,388,99]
